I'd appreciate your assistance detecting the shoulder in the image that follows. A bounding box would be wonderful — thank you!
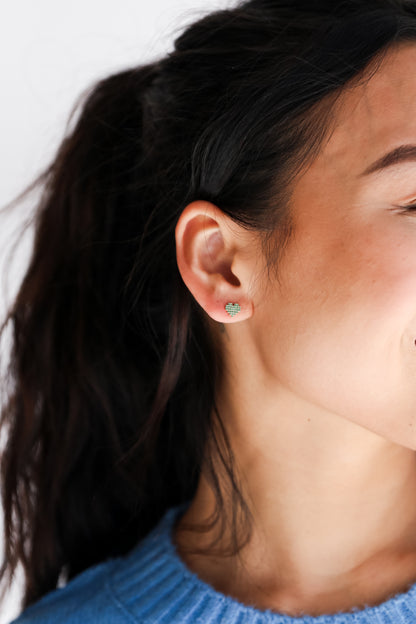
[9,503,191,624]
[9,557,139,624]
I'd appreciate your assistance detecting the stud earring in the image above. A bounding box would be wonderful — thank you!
[225,302,241,317]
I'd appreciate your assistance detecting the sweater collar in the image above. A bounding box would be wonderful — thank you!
[110,501,416,623]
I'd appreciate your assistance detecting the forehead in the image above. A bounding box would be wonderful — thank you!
[318,42,416,177]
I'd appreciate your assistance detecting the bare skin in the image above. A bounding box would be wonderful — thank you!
[173,42,416,617]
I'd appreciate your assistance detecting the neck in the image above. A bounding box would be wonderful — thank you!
[174,385,416,616]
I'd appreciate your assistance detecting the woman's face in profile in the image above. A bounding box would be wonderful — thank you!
[253,42,416,449]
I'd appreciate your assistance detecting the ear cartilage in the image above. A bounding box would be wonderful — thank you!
[225,303,241,317]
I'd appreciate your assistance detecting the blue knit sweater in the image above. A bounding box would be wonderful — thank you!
[9,500,416,623]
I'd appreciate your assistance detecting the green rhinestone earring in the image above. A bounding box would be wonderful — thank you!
[225,302,241,317]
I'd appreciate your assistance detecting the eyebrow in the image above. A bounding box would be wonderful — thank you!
[359,144,416,177]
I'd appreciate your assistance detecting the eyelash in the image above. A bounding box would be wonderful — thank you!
[398,203,416,213]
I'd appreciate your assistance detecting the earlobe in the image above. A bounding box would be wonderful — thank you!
[174,201,254,323]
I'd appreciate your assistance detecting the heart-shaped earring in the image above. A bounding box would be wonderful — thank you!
[225,302,241,317]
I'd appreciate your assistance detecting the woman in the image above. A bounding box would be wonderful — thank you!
[3,0,416,621]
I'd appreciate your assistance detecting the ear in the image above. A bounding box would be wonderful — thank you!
[175,200,255,323]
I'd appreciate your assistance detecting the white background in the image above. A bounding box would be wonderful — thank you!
[0,1,234,621]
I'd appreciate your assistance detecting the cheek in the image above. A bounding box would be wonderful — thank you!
[301,218,416,323]
[350,225,416,323]
[255,221,416,423]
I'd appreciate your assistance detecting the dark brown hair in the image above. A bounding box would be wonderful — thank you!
[1,0,416,613]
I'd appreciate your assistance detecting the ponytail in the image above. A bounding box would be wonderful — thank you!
[0,60,212,608]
